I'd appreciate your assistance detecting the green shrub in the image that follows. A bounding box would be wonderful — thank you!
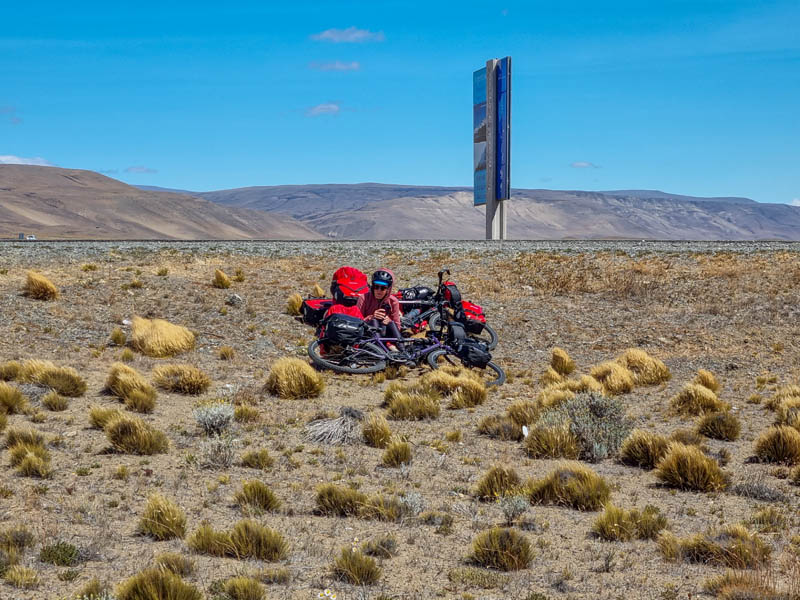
[39,541,79,566]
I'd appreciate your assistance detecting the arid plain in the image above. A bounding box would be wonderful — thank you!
[0,241,799,600]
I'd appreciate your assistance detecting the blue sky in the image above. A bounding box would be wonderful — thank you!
[2,0,798,203]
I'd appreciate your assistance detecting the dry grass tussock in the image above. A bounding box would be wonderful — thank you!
[478,414,523,441]
[42,391,67,411]
[524,423,580,459]
[286,293,303,316]
[619,430,670,470]
[333,547,382,585]
[766,384,800,411]
[0,382,28,414]
[540,366,564,386]
[475,466,521,500]
[235,480,281,513]
[694,368,721,393]
[4,564,38,588]
[382,437,412,467]
[137,493,186,540]
[264,357,324,399]
[213,268,231,289]
[105,362,157,411]
[315,483,367,517]
[775,397,800,430]
[704,570,789,600]
[550,347,575,376]
[0,360,21,381]
[615,348,671,385]
[419,370,487,409]
[22,271,58,300]
[116,568,201,600]
[658,525,771,569]
[241,448,274,470]
[754,425,800,464]
[527,462,611,511]
[697,411,741,441]
[362,412,392,448]
[187,519,288,561]
[152,364,211,395]
[654,443,729,492]
[670,383,729,416]
[4,359,86,397]
[589,361,635,395]
[592,504,668,541]
[470,527,532,571]
[153,552,195,576]
[537,375,603,409]
[384,383,440,420]
[130,316,195,358]
[223,576,264,600]
[105,415,169,455]
[8,438,52,478]
[88,405,123,429]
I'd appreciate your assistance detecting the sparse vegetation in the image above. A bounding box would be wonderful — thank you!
[223,576,264,600]
[470,527,532,571]
[332,547,382,585]
[264,357,324,399]
[754,425,800,464]
[697,411,741,441]
[213,268,231,289]
[89,405,123,429]
[130,316,195,357]
[116,568,202,600]
[592,504,667,541]
[137,493,186,540]
[218,345,235,360]
[22,271,58,300]
[42,390,68,411]
[475,465,521,501]
[589,361,635,395]
[654,443,729,491]
[619,430,669,469]
[104,415,169,455]
[382,437,412,467]
[363,412,392,448]
[658,525,770,568]
[235,480,281,513]
[670,383,728,416]
[528,463,611,511]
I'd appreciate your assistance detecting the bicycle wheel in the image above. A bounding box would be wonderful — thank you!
[307,340,387,374]
[427,313,498,350]
[426,349,506,386]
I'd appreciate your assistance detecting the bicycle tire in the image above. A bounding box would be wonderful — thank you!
[425,348,506,386]
[307,340,387,374]
[427,313,499,350]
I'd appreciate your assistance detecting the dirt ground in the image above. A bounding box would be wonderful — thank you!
[0,242,799,600]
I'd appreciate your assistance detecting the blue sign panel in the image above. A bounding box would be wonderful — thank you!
[473,67,487,206]
[495,57,511,201]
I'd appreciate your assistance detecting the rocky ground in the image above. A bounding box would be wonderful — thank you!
[0,241,799,600]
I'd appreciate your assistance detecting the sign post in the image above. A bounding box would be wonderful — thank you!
[474,57,511,240]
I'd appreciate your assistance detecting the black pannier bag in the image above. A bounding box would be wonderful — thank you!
[447,321,491,368]
[401,285,435,302]
[322,314,367,347]
[301,298,332,326]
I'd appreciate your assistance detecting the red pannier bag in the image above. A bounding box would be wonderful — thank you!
[301,298,332,325]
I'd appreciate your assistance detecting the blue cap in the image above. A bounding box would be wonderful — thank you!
[373,280,390,287]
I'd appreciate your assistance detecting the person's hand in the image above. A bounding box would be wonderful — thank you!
[381,315,392,325]
[374,308,386,321]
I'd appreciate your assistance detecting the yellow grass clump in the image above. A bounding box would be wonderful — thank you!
[524,424,581,459]
[475,466,521,501]
[477,415,523,441]
[312,283,325,297]
[213,269,231,289]
[88,405,123,429]
[5,426,44,448]
[0,360,21,381]
[754,425,800,464]
[36,366,87,397]
[264,357,324,399]
[591,504,667,541]
[116,568,202,600]
[153,364,211,395]
[654,443,729,491]
[766,385,800,411]
[0,382,28,414]
[589,361,635,395]
[3,564,38,588]
[42,391,68,411]
[315,483,368,517]
[22,271,58,300]
[137,493,187,540]
[16,359,55,382]
[384,385,440,420]
[550,347,576,376]
[527,463,611,511]
[110,327,126,346]
[218,346,235,360]
[420,370,487,409]
[382,438,412,467]
[0,413,6,433]
[362,413,392,448]
[105,415,169,455]
[130,316,195,358]
[470,527,532,571]
[333,547,382,585]
[537,375,603,408]
[235,480,281,513]
[106,363,158,410]
[693,368,721,393]
[223,576,264,600]
[286,293,303,316]
[187,520,288,561]
[539,366,564,386]
[615,348,671,385]
[657,525,770,569]
[153,552,195,576]
[241,448,274,470]
[9,440,52,478]
[697,411,741,441]
[670,383,728,416]
[619,430,670,470]
[775,397,800,430]
[704,571,785,600]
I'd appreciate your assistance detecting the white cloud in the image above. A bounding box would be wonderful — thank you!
[0,154,54,166]
[311,27,385,43]
[310,60,360,71]
[306,102,341,117]
[124,165,158,174]
[790,198,800,206]
[570,161,600,168]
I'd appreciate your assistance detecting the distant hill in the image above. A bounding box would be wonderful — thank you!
[0,165,321,240]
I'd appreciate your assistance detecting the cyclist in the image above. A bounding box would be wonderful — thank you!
[357,269,403,347]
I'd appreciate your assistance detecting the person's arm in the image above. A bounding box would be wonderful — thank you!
[389,297,402,328]
[356,295,371,320]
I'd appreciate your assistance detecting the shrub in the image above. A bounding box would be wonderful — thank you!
[657,525,770,569]
[528,463,610,511]
[619,430,669,470]
[475,466,521,501]
[697,411,741,441]
[754,425,800,464]
[363,413,392,448]
[153,551,194,576]
[589,361,635,395]
[235,480,281,513]
[229,520,288,561]
[110,327,126,346]
[470,527,532,571]
[332,547,381,585]
[42,391,68,411]
[234,405,259,423]
[3,564,38,588]
[130,316,195,358]
[241,448,274,470]
[89,405,123,429]
[104,415,169,455]
[13,448,51,478]
[264,357,323,399]
[524,424,580,459]
[153,364,211,395]
[382,438,412,467]
[0,360,21,381]
[360,495,407,522]
[223,576,264,600]
[670,383,728,416]
[5,426,44,448]
[193,400,234,435]
[750,507,786,533]
[39,541,79,566]
[550,347,575,376]
[37,366,87,397]
[137,493,186,540]
[363,534,399,558]
[120,348,135,362]
[199,434,238,468]
[693,368,720,393]
[22,271,58,300]
[654,443,729,491]
[478,415,522,441]
[731,473,787,502]
[305,409,362,445]
[776,397,800,430]
[0,382,28,414]
[116,568,201,600]
[105,363,157,409]
[592,504,667,541]
[286,293,303,315]
[315,483,367,517]
[213,269,231,289]
[187,522,234,557]
[218,346,235,360]
[16,359,55,382]
[500,495,529,525]
[615,348,671,385]
[9,441,49,467]
[385,390,440,420]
